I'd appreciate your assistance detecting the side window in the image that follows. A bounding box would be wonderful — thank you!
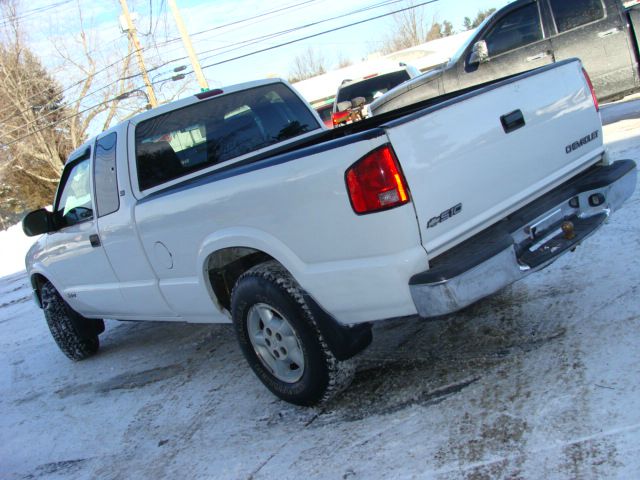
[135,83,320,191]
[484,3,543,57]
[94,132,119,217]
[548,0,605,33]
[55,158,93,227]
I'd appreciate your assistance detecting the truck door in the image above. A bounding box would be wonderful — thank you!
[43,148,125,316]
[92,131,177,319]
[456,1,554,91]
[546,0,636,100]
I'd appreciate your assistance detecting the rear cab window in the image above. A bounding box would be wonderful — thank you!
[135,83,320,191]
[548,0,605,33]
[336,71,411,105]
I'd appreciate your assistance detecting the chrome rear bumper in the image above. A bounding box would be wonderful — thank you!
[410,160,637,318]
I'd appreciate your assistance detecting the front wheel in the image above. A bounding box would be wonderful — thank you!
[40,281,104,361]
[231,261,354,406]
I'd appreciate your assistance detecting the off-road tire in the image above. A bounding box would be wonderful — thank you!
[231,261,355,406]
[40,281,104,361]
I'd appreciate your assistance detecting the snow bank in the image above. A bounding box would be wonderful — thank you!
[0,221,35,277]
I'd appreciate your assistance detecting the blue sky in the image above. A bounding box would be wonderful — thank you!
[22,0,511,96]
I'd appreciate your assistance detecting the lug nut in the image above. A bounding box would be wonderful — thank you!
[589,193,605,207]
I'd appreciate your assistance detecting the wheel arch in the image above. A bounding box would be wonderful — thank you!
[29,271,54,309]
[198,227,307,313]
[205,246,273,311]
[198,229,372,361]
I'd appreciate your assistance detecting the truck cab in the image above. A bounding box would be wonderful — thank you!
[457,0,638,98]
[372,0,640,115]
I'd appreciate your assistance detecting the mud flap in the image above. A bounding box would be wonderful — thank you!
[303,293,372,361]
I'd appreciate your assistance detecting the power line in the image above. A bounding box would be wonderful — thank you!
[164,0,438,81]
[142,0,324,66]
[3,0,439,145]
[0,45,140,127]
[151,0,166,37]
[158,0,407,73]
[3,0,324,125]
[1,95,118,149]
[0,0,323,132]
[153,0,320,49]
[147,0,154,36]
[0,0,75,28]
[0,0,370,134]
[117,0,407,88]
[3,0,411,141]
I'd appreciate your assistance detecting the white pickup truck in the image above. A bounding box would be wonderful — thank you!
[23,59,636,406]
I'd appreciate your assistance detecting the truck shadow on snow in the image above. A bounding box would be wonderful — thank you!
[322,282,568,422]
[76,280,568,423]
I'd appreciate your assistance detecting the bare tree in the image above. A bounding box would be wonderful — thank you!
[441,20,454,37]
[288,47,327,83]
[0,0,143,226]
[379,1,454,54]
[51,1,140,147]
[0,1,73,226]
[336,53,353,69]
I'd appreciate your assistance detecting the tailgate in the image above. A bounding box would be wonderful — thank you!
[384,60,604,258]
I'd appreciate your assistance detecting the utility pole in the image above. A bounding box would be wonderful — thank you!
[167,0,209,92]
[119,0,158,108]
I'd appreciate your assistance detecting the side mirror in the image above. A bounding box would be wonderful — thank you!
[22,208,54,237]
[469,40,489,65]
[336,101,352,113]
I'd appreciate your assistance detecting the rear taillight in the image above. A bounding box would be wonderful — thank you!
[582,68,599,112]
[332,111,349,126]
[345,144,410,214]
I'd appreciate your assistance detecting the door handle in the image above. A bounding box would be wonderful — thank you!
[501,109,525,134]
[89,234,101,247]
[598,27,622,38]
[526,52,548,62]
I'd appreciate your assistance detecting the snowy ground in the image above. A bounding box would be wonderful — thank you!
[1,100,639,479]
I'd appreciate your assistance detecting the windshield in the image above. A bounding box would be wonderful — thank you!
[336,70,411,105]
[447,12,497,66]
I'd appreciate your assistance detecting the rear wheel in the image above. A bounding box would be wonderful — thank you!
[231,261,354,406]
[40,281,104,361]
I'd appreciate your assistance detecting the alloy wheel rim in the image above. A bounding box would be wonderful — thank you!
[247,303,305,383]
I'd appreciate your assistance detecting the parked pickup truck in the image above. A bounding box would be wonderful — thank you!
[331,63,421,127]
[23,59,636,406]
[371,0,640,116]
